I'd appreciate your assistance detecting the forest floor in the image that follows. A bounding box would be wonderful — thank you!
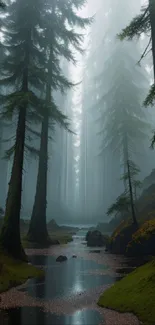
[98,259,155,325]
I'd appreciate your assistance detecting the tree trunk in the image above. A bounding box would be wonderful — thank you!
[0,107,27,261]
[27,101,49,244]
[127,160,138,226]
[149,0,155,79]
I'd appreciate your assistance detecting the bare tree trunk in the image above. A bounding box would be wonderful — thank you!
[0,106,27,260]
[127,160,138,226]
[27,109,49,244]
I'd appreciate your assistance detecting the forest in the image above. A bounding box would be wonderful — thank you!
[0,0,155,325]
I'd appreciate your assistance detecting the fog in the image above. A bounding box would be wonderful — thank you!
[0,0,154,227]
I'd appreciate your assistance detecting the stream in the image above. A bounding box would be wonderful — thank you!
[0,229,140,325]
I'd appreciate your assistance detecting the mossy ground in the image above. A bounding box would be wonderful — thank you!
[126,219,155,256]
[0,250,44,294]
[22,230,73,248]
[98,260,155,325]
[49,231,73,244]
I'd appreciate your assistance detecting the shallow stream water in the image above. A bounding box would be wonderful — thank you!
[0,229,139,325]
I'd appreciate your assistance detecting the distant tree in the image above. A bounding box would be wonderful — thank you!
[121,160,140,225]
[107,160,141,226]
[98,44,149,180]
[107,194,130,218]
[0,2,5,9]
[133,179,142,201]
[84,0,150,215]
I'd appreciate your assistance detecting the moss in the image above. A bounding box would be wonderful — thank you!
[0,250,44,293]
[111,220,129,241]
[49,232,73,244]
[98,260,155,325]
[109,221,137,254]
[22,231,73,248]
[126,219,155,256]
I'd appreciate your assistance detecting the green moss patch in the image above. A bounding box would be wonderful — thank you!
[0,251,44,293]
[49,231,73,244]
[126,219,155,256]
[98,260,155,325]
[22,231,73,248]
[109,221,137,254]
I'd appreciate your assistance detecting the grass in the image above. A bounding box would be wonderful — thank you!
[49,230,73,244]
[0,250,44,294]
[21,230,73,248]
[98,260,155,325]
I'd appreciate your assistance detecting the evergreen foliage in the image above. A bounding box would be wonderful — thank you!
[0,0,91,257]
[118,1,155,106]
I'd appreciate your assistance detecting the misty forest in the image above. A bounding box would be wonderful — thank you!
[1,0,155,324]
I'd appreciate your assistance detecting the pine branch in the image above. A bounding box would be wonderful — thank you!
[26,125,41,138]
[144,84,155,106]
[25,144,40,159]
[150,130,155,149]
[118,6,150,40]
[3,144,15,160]
[137,37,152,64]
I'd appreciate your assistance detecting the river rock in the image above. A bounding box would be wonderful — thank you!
[86,230,107,247]
[56,255,67,262]
[72,255,77,258]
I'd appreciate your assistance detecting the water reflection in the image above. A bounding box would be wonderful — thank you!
[26,255,115,300]
[5,307,104,325]
[2,234,119,325]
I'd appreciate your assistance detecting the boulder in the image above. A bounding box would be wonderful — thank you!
[56,255,67,262]
[85,230,92,242]
[72,255,77,258]
[109,222,138,254]
[86,230,107,247]
[126,219,155,257]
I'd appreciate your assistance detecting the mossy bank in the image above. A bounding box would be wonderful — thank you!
[98,260,155,325]
[0,251,44,294]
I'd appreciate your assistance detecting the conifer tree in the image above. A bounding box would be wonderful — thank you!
[0,0,45,260]
[27,0,91,244]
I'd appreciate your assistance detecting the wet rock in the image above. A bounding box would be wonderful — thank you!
[85,230,92,242]
[56,255,67,262]
[86,230,107,247]
[110,223,138,255]
[72,255,77,258]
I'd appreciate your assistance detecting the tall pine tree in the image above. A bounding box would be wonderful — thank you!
[27,0,91,243]
[0,0,45,259]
